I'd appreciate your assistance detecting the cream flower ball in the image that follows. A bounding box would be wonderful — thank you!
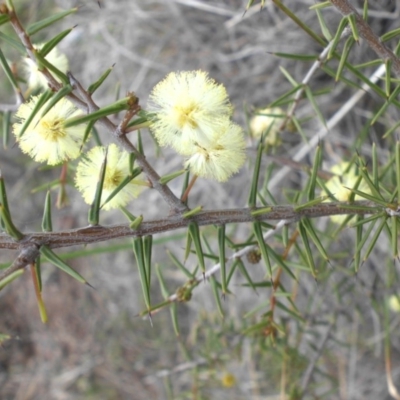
[184,122,246,182]
[323,161,370,224]
[13,96,86,165]
[250,107,284,147]
[148,70,233,154]
[75,144,144,210]
[23,44,69,91]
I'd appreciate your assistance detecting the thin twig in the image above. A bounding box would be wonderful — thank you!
[330,0,400,77]
[147,219,289,316]
[144,358,208,383]
[385,314,400,399]
[115,97,141,137]
[268,63,386,191]
[300,319,335,393]
[181,175,197,203]
[278,26,351,133]
[173,0,235,17]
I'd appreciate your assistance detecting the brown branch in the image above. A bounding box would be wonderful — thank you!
[115,96,141,137]
[0,201,380,251]
[0,244,39,281]
[6,7,84,108]
[330,0,400,77]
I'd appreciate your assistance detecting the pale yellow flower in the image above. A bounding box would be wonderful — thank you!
[148,70,232,154]
[13,96,86,165]
[250,107,284,147]
[324,162,363,202]
[221,372,236,388]
[23,44,69,91]
[323,161,369,224]
[389,295,400,312]
[184,122,246,182]
[75,144,144,210]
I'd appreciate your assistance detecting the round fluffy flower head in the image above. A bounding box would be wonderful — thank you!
[148,70,233,154]
[250,107,284,147]
[221,372,236,388]
[75,144,144,210]
[23,44,69,91]
[323,161,370,224]
[389,295,400,312]
[13,96,86,165]
[184,122,246,182]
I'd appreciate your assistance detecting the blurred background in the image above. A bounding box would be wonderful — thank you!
[1,0,400,399]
